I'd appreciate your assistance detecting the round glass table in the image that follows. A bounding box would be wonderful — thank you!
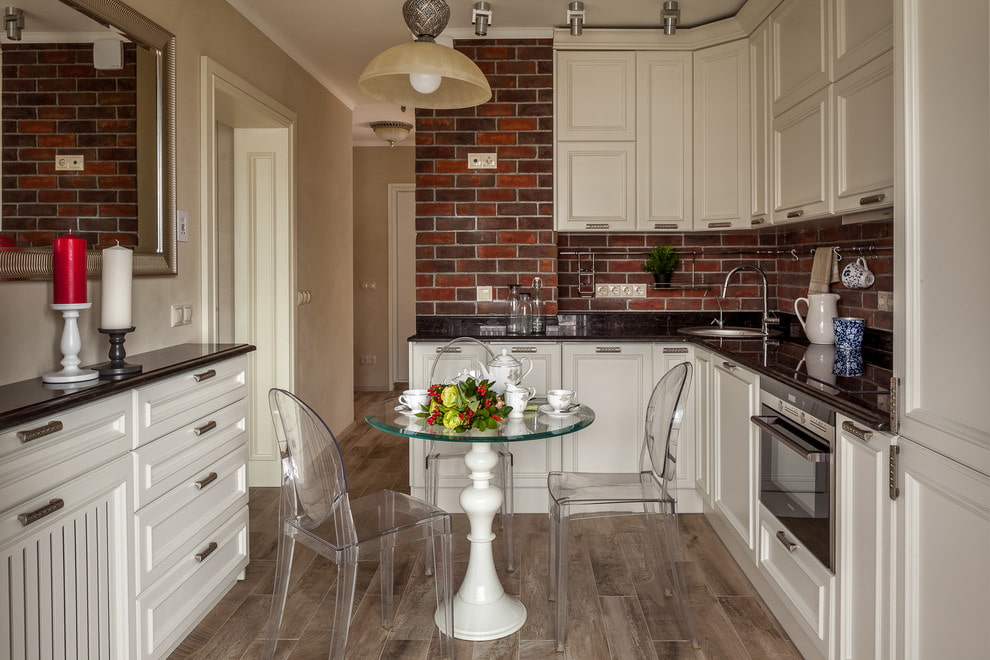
[365,398,595,641]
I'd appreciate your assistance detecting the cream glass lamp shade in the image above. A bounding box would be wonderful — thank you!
[359,40,492,109]
[370,121,413,147]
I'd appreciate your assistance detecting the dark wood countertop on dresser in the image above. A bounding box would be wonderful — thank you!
[0,343,256,430]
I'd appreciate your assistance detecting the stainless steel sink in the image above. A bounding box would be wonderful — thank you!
[677,326,782,338]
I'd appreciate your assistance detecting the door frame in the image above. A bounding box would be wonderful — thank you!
[388,183,416,388]
[200,57,296,485]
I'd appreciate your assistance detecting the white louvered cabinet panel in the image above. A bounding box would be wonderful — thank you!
[0,454,130,659]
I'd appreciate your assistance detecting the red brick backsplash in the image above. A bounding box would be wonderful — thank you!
[2,43,138,249]
[414,38,894,333]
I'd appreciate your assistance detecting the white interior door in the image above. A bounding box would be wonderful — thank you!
[389,184,416,386]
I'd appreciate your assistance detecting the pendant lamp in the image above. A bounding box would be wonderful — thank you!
[359,0,492,109]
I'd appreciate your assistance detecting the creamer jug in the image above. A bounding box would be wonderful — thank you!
[793,293,839,344]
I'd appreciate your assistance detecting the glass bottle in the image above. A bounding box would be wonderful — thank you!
[506,284,523,335]
[518,293,533,336]
[530,277,546,335]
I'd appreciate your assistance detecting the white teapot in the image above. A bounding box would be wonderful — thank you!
[477,347,533,394]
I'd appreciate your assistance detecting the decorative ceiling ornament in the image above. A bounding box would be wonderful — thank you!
[370,120,413,147]
[359,0,492,109]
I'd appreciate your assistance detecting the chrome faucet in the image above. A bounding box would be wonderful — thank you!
[704,287,725,328]
[720,265,779,335]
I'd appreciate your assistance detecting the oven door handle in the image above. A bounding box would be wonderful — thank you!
[750,415,830,462]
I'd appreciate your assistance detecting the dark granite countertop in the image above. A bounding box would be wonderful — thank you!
[0,343,256,431]
[411,313,893,430]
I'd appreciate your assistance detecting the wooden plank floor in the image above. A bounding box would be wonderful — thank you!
[169,391,802,659]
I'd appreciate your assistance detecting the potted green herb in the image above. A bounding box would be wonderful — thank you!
[642,244,679,288]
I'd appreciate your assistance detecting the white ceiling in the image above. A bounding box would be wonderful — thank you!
[0,0,123,43]
[225,0,746,145]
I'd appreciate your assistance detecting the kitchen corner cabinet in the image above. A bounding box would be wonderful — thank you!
[555,51,636,140]
[711,357,760,561]
[693,40,751,231]
[770,0,831,116]
[832,50,893,216]
[772,86,833,223]
[835,414,891,660]
[636,51,693,230]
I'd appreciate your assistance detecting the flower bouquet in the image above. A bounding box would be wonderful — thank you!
[417,377,511,432]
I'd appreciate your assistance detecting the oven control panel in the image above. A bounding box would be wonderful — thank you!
[760,378,836,441]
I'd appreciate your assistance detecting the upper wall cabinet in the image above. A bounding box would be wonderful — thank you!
[771,0,831,115]
[556,51,637,140]
[750,19,772,227]
[555,141,637,231]
[832,0,893,80]
[636,52,693,230]
[772,86,833,223]
[693,40,752,230]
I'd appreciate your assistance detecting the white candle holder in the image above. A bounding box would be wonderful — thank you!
[42,303,99,384]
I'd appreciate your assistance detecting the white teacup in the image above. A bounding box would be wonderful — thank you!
[398,389,430,411]
[504,385,536,418]
[546,389,576,412]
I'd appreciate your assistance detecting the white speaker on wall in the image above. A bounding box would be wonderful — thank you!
[93,39,123,70]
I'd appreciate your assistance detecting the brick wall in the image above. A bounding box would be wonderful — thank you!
[415,39,557,316]
[2,43,138,249]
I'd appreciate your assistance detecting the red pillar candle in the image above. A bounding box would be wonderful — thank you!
[53,233,88,304]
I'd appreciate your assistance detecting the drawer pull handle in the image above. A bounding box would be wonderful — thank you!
[595,346,621,353]
[654,223,678,229]
[18,499,65,526]
[511,347,537,353]
[17,421,63,443]
[195,472,219,490]
[195,541,219,563]
[194,420,217,436]
[663,347,689,354]
[584,223,610,230]
[751,217,766,226]
[435,346,462,354]
[708,221,732,228]
[722,361,737,370]
[776,530,798,553]
[786,210,805,218]
[841,420,873,443]
[859,193,886,206]
[193,369,217,382]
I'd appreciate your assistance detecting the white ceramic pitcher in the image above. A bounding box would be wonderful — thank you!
[794,293,840,344]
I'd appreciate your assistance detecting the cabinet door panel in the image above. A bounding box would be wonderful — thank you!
[833,0,892,80]
[556,51,636,140]
[556,142,636,231]
[750,19,771,226]
[771,0,831,115]
[772,87,833,222]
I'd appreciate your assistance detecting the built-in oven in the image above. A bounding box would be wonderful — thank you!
[751,378,836,572]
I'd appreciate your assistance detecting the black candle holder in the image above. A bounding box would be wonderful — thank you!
[95,327,142,379]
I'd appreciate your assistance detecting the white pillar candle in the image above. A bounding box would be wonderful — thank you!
[101,245,133,329]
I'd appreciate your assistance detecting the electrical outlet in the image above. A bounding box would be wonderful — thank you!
[477,286,493,301]
[176,210,189,242]
[359,355,377,365]
[467,152,497,169]
[878,291,893,311]
[170,304,183,327]
[54,154,84,171]
[595,283,648,298]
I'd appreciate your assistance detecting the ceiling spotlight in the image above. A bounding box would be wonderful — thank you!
[566,1,585,37]
[359,0,491,109]
[370,121,414,147]
[4,6,24,41]
[661,0,680,36]
[472,1,492,37]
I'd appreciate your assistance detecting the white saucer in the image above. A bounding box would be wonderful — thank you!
[538,404,578,417]
[394,405,422,417]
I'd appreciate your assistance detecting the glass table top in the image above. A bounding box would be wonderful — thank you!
[364,397,595,443]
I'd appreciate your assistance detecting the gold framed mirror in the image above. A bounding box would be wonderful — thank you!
[0,0,176,278]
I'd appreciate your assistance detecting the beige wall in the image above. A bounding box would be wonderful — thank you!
[0,0,355,431]
[352,146,414,390]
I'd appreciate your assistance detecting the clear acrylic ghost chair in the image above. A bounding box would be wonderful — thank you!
[547,362,699,652]
[422,336,515,574]
[264,389,455,659]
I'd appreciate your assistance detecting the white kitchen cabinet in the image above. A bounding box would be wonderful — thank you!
[693,39,751,231]
[561,343,653,475]
[772,86,833,223]
[636,51,693,231]
[409,340,490,389]
[692,348,714,505]
[555,141,637,231]
[771,0,831,115]
[711,357,760,561]
[652,344,700,510]
[836,415,891,660]
[891,437,989,659]
[832,50,893,216]
[749,18,772,228]
[555,51,636,141]
[832,0,892,80]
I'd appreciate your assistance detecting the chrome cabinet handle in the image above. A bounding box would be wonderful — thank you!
[722,361,737,370]
[18,499,64,526]
[776,530,798,553]
[194,420,217,436]
[17,421,63,443]
[584,223,610,229]
[510,347,537,353]
[751,217,766,226]
[193,369,216,382]
[654,223,678,229]
[595,347,621,353]
[663,347,689,354]
[195,541,219,563]
[435,346,462,354]
[195,472,219,490]
[841,420,873,443]
[708,221,732,228]
[859,193,886,206]
[787,209,804,218]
